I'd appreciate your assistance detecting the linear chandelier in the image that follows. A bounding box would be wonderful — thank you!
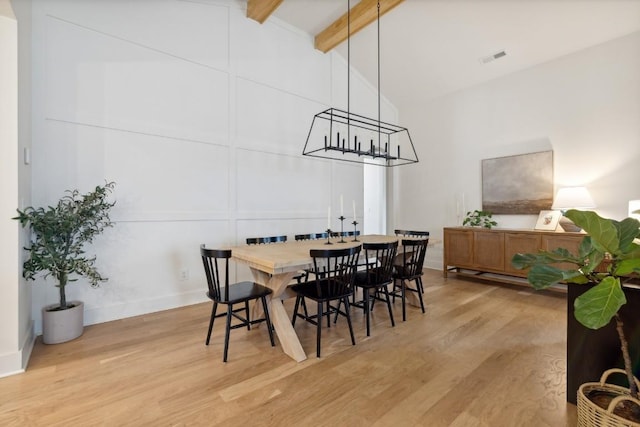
[302,0,417,167]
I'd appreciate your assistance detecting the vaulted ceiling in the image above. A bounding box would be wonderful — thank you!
[246,0,640,111]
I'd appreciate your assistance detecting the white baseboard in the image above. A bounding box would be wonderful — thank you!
[0,321,35,378]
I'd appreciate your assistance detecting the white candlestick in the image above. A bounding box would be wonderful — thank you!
[353,200,356,221]
[327,206,331,229]
[340,195,344,217]
[462,193,466,215]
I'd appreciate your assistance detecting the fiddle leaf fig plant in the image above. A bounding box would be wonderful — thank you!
[14,182,116,311]
[463,210,498,229]
[512,209,640,398]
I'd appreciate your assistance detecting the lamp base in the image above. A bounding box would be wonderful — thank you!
[559,216,582,232]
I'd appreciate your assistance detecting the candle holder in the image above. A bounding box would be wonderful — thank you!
[352,221,359,241]
[325,229,333,245]
[338,216,346,243]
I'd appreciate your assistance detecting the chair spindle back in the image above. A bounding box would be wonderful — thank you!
[200,245,230,301]
[309,246,361,298]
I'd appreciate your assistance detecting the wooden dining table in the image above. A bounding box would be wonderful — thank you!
[229,234,403,362]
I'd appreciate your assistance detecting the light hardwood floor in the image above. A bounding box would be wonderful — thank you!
[0,270,577,426]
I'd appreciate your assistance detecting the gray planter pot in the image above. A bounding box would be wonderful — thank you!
[42,301,84,344]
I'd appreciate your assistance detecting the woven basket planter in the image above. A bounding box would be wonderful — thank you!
[578,369,640,427]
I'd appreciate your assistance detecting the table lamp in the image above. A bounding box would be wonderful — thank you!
[629,200,640,220]
[551,186,596,232]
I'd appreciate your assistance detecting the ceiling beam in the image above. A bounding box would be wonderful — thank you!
[314,0,404,53]
[247,0,284,24]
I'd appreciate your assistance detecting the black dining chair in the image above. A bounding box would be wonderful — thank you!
[295,233,328,241]
[293,232,327,281]
[246,235,287,245]
[391,239,428,321]
[393,230,429,295]
[394,229,430,239]
[352,241,398,336]
[200,245,275,362]
[290,245,361,357]
[328,230,361,237]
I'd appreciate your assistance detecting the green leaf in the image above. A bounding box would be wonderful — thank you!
[577,236,594,258]
[527,265,565,289]
[617,217,640,253]
[511,253,537,270]
[574,276,626,329]
[615,258,640,276]
[565,210,619,254]
[581,250,604,275]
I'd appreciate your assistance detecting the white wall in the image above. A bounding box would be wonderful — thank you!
[27,0,397,335]
[394,31,640,270]
[0,0,20,375]
[0,0,34,377]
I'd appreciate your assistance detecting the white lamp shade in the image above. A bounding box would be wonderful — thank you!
[629,200,640,219]
[551,187,596,210]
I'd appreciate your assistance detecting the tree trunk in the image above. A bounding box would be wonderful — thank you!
[58,272,68,309]
[616,314,638,399]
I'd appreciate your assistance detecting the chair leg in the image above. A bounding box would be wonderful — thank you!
[382,285,395,327]
[206,301,218,345]
[401,280,407,322]
[326,301,331,328]
[392,278,398,304]
[292,296,301,326]
[416,277,426,314]
[343,297,356,346]
[223,304,233,362]
[363,288,371,337]
[316,301,322,358]
[261,296,275,347]
[245,301,251,331]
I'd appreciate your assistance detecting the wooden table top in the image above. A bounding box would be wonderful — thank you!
[229,234,403,275]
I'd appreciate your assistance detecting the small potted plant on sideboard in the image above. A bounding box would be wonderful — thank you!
[463,209,497,229]
[14,182,116,344]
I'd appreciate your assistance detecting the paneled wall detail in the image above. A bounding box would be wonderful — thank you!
[29,0,396,332]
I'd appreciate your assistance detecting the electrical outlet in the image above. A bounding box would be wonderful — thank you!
[179,269,189,281]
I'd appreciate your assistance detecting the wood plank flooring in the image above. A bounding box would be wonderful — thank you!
[0,270,577,426]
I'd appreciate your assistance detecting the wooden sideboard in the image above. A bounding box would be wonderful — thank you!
[443,227,586,289]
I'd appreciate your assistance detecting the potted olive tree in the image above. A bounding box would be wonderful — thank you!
[512,209,640,424]
[14,182,116,344]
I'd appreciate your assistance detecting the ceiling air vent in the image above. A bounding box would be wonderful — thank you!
[479,50,507,64]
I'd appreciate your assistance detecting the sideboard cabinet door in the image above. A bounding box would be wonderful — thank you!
[473,230,505,272]
[444,228,473,269]
[504,232,541,276]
